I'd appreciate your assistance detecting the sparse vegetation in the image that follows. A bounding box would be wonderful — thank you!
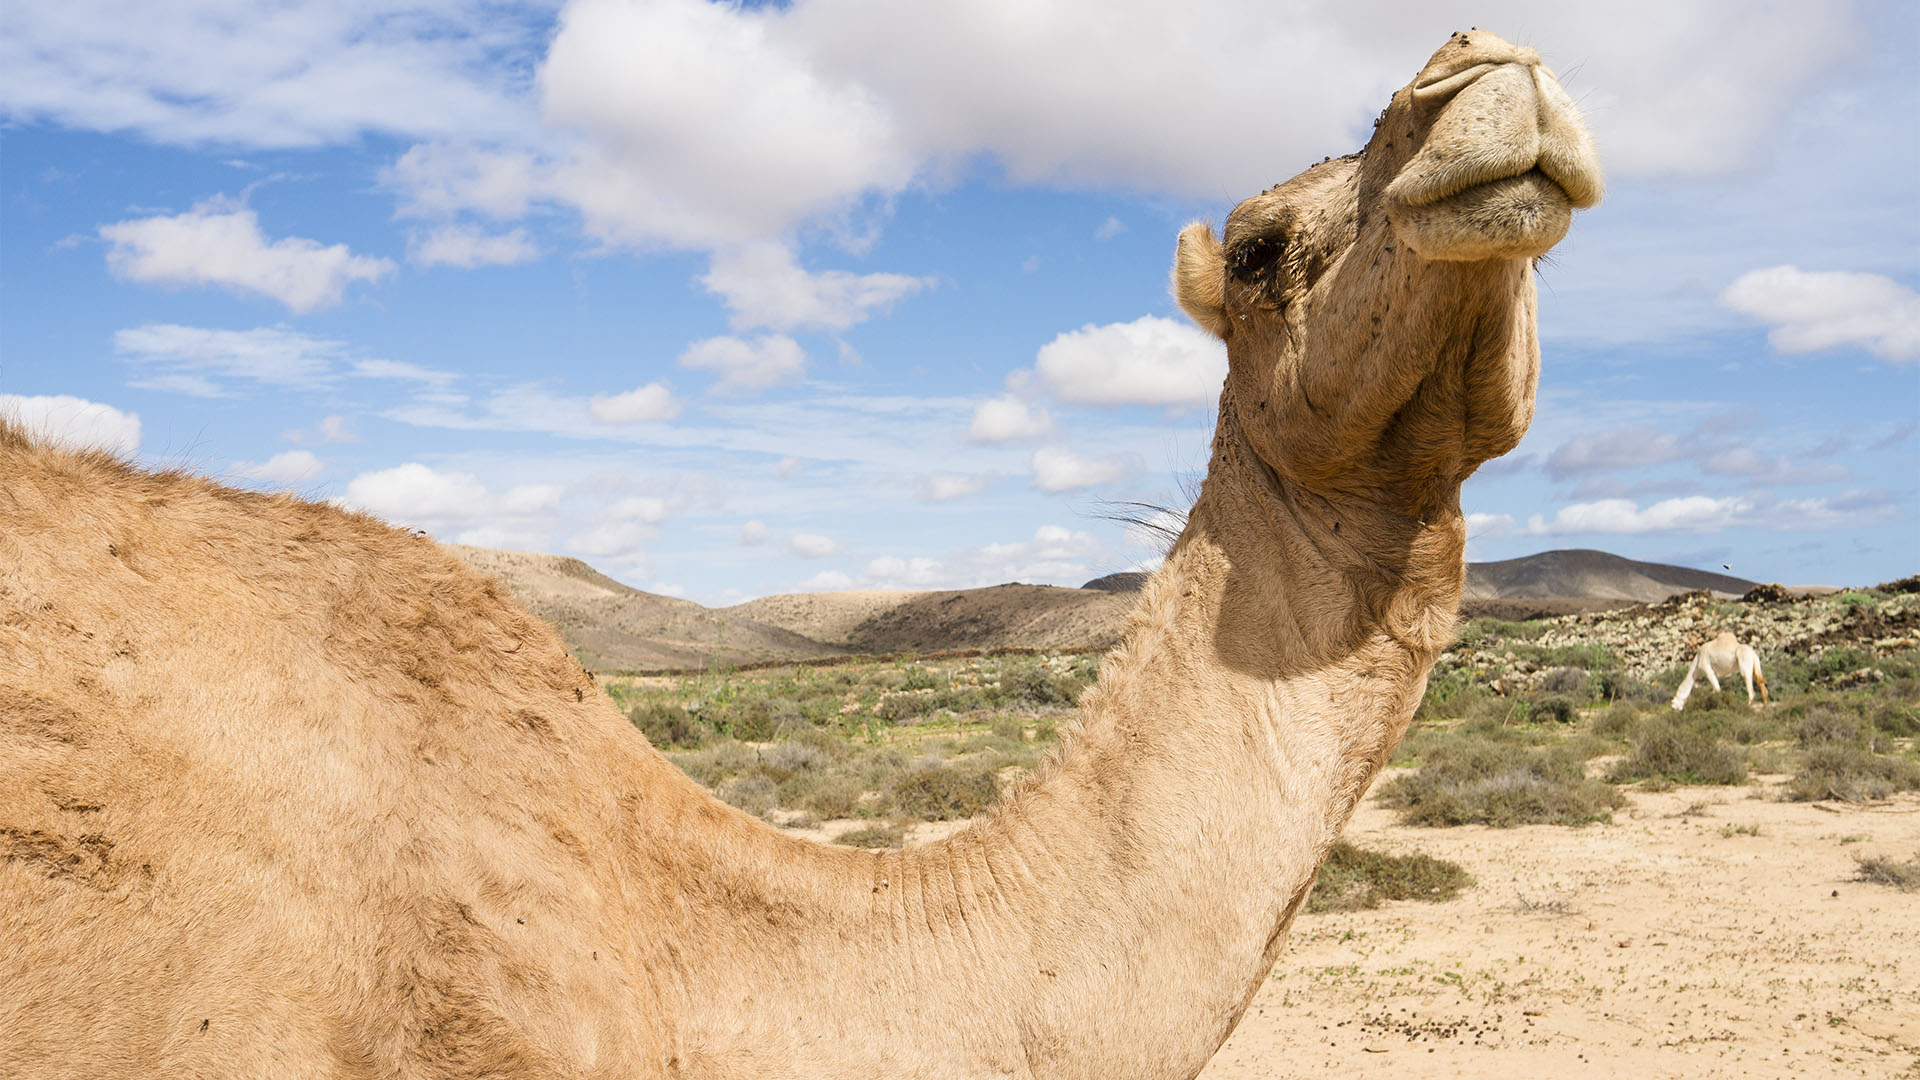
[1378,736,1625,827]
[1307,841,1473,913]
[1852,852,1920,892]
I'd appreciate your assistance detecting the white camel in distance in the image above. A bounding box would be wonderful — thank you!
[1672,631,1769,711]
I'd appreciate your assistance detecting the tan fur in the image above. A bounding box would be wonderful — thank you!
[2,31,1596,1079]
[1672,631,1768,710]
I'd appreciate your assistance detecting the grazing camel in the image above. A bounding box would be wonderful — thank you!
[1,30,1598,1079]
[1672,631,1769,710]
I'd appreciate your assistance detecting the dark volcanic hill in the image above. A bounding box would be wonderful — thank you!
[1464,549,1755,604]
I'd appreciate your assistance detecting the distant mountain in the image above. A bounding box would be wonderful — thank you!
[454,544,1762,674]
[1464,549,1754,603]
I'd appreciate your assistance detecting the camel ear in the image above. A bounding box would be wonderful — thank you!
[1173,222,1229,339]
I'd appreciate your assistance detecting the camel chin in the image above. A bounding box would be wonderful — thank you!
[1387,169,1575,261]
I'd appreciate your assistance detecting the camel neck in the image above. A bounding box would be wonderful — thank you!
[933,417,1467,1073]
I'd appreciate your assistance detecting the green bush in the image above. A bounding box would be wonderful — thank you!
[1527,694,1580,724]
[630,701,704,748]
[1378,739,1625,827]
[1609,715,1748,785]
[1307,841,1473,913]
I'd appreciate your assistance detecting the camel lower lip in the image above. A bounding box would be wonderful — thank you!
[1386,169,1575,261]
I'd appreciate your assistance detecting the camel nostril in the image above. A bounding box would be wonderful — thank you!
[1412,62,1498,101]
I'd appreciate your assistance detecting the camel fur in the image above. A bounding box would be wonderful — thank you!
[1,31,1598,1080]
[1672,631,1769,710]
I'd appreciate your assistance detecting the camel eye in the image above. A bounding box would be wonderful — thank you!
[1226,233,1287,285]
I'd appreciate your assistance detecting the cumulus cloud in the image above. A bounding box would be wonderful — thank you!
[1467,512,1518,538]
[789,532,843,558]
[343,463,492,521]
[1719,265,1920,362]
[341,460,568,552]
[1032,316,1226,407]
[233,449,322,484]
[589,382,681,424]
[968,395,1054,443]
[802,569,855,590]
[0,394,141,455]
[679,335,807,394]
[700,242,933,332]
[739,519,770,544]
[14,2,1857,252]
[99,200,394,313]
[1031,446,1135,492]
[407,223,540,268]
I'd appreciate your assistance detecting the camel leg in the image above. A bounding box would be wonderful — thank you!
[1740,647,1767,704]
[1703,664,1722,694]
[1672,663,1698,711]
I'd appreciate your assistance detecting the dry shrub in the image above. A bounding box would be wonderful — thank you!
[1853,852,1920,891]
[1308,841,1473,913]
[716,774,777,817]
[1786,744,1920,803]
[1609,716,1748,786]
[835,825,905,849]
[1378,739,1625,827]
[888,763,1001,820]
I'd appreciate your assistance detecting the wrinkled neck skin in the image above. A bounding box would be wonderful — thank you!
[650,259,1533,1080]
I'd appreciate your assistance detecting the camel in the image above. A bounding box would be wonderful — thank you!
[1672,631,1769,710]
[0,31,1598,1079]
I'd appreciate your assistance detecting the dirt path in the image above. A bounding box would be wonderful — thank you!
[1201,785,1920,1079]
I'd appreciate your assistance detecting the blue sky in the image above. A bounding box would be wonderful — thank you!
[3,0,1915,604]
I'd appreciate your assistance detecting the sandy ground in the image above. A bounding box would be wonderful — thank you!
[1199,782,1920,1079]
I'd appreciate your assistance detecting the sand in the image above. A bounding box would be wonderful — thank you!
[1199,783,1920,1078]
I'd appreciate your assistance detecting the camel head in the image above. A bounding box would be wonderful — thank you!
[1174,30,1601,504]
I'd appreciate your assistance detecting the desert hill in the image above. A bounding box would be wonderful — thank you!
[1464,548,1754,603]
[451,544,1775,673]
[444,545,839,672]
[733,583,1137,656]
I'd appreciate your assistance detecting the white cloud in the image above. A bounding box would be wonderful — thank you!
[317,415,358,443]
[860,524,1113,590]
[0,394,141,456]
[1094,215,1126,241]
[350,358,460,388]
[501,484,563,514]
[234,449,322,484]
[607,495,671,523]
[1520,492,1899,536]
[589,382,681,424]
[802,569,855,590]
[569,520,658,558]
[917,472,994,501]
[740,519,771,544]
[700,242,933,332]
[407,223,540,269]
[1719,265,1920,362]
[789,532,843,558]
[1544,426,1685,479]
[0,2,543,148]
[1467,512,1518,538]
[537,0,916,248]
[99,200,394,313]
[13,2,1855,254]
[775,456,803,478]
[115,323,348,395]
[343,462,491,521]
[1033,316,1226,407]
[968,394,1053,443]
[679,335,807,394]
[1031,446,1135,492]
